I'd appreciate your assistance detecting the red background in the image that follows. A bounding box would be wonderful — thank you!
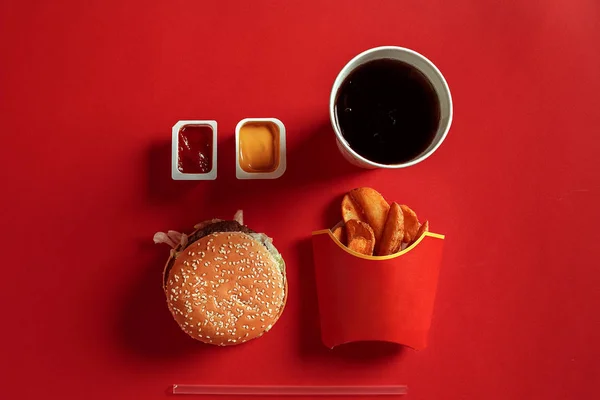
[1,1,599,399]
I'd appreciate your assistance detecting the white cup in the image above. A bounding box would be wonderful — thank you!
[329,46,453,169]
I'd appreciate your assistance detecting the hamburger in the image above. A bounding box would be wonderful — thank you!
[153,211,287,346]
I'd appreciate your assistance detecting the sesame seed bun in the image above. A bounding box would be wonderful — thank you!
[164,231,287,346]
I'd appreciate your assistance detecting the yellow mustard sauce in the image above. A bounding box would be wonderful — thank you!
[238,122,280,173]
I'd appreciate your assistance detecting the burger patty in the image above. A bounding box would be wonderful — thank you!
[187,220,255,246]
[163,220,255,285]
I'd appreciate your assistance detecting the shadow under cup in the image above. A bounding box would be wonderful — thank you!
[330,46,453,169]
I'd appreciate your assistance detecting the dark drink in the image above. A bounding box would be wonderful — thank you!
[334,59,440,164]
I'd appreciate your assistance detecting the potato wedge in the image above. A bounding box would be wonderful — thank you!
[331,225,347,246]
[400,204,420,243]
[410,220,429,245]
[341,194,365,224]
[345,219,375,256]
[348,187,390,243]
[377,202,405,256]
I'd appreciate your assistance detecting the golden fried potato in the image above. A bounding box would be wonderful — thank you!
[347,187,390,243]
[332,225,347,246]
[341,194,365,224]
[410,220,429,245]
[377,202,405,256]
[400,204,420,243]
[345,219,375,256]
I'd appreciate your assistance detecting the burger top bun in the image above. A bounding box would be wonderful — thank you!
[164,231,286,346]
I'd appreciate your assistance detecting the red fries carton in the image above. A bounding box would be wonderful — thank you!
[311,228,445,350]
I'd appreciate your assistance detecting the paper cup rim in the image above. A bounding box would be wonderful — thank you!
[329,46,453,169]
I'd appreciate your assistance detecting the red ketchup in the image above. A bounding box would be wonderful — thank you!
[178,125,213,173]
